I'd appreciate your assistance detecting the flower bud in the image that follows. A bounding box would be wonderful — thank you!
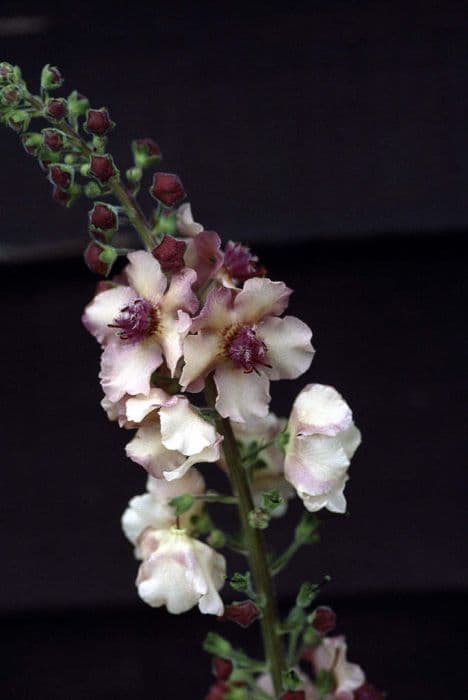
[42,128,63,152]
[89,202,118,236]
[0,62,21,85]
[85,107,114,136]
[45,98,67,121]
[84,241,117,276]
[354,683,385,700]
[40,64,63,90]
[220,601,259,628]
[21,132,42,156]
[152,235,187,274]
[67,90,89,117]
[212,657,233,681]
[126,166,142,184]
[48,164,73,190]
[84,181,103,198]
[90,154,116,182]
[150,172,185,207]
[52,186,73,207]
[8,110,30,133]
[248,507,269,529]
[312,606,336,635]
[132,138,162,168]
[0,84,23,106]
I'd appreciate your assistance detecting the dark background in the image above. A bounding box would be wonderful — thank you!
[0,2,466,698]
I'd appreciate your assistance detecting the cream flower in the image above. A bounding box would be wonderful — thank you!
[180,279,314,422]
[82,251,198,402]
[284,384,361,514]
[176,202,204,237]
[121,469,206,557]
[313,636,365,700]
[136,527,226,615]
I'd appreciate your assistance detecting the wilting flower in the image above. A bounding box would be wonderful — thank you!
[136,527,226,614]
[180,279,314,422]
[82,251,198,401]
[284,384,361,513]
[176,202,204,237]
[122,389,222,480]
[313,636,365,700]
[121,469,205,556]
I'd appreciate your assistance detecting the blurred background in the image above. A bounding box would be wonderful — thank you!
[0,1,466,698]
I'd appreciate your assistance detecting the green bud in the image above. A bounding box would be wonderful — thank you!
[248,507,270,530]
[21,132,42,156]
[226,687,248,700]
[8,109,30,133]
[169,493,195,516]
[80,163,91,177]
[285,605,306,631]
[132,138,162,169]
[189,511,212,535]
[40,64,63,90]
[98,244,117,266]
[126,166,142,184]
[302,625,320,646]
[0,62,19,86]
[203,632,232,658]
[0,84,23,107]
[229,572,252,594]
[64,153,77,165]
[207,528,226,549]
[295,512,319,544]
[153,210,177,236]
[315,670,335,696]
[84,181,102,198]
[261,489,283,514]
[283,669,302,691]
[67,90,89,117]
[296,582,319,608]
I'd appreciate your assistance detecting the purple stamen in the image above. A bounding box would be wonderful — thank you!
[109,298,157,342]
[226,326,269,373]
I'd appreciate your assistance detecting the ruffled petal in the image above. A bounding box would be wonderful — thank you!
[291,384,353,436]
[163,440,221,481]
[179,331,220,389]
[125,388,177,423]
[125,423,185,478]
[234,277,292,322]
[214,364,270,422]
[258,315,314,380]
[82,285,137,345]
[160,397,220,455]
[126,251,167,305]
[100,338,163,402]
[184,231,224,289]
[159,310,193,376]
[161,267,199,315]
[300,474,348,513]
[191,285,235,332]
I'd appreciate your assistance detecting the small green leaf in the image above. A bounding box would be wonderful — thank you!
[295,512,319,544]
[169,493,195,516]
[283,668,302,691]
[261,489,283,513]
[203,632,232,658]
[296,582,319,608]
[230,572,253,594]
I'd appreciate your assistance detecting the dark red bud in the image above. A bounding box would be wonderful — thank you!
[84,242,108,276]
[280,692,306,700]
[86,108,113,135]
[152,235,187,273]
[312,606,336,635]
[135,138,162,157]
[49,166,71,189]
[204,681,229,700]
[43,129,63,152]
[212,657,233,681]
[46,99,67,120]
[354,683,385,700]
[52,187,72,207]
[220,600,259,628]
[90,155,115,182]
[90,203,117,230]
[150,172,185,206]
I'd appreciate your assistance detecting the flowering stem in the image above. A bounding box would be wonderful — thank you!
[205,376,285,698]
[24,92,155,250]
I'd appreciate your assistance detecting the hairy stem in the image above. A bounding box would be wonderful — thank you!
[205,376,284,698]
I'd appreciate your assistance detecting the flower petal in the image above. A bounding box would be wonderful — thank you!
[125,423,185,478]
[100,338,163,402]
[126,251,167,304]
[162,440,221,481]
[162,267,199,315]
[291,384,353,436]
[191,285,234,332]
[176,202,204,237]
[184,231,224,289]
[179,331,220,389]
[214,365,270,422]
[160,397,220,455]
[285,434,350,496]
[234,277,292,322]
[259,315,314,380]
[159,310,193,376]
[125,388,176,423]
[82,285,137,345]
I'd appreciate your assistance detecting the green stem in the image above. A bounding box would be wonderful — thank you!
[205,376,284,698]
[270,539,303,577]
[25,92,154,250]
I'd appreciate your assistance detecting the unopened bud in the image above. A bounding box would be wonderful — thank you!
[52,184,80,208]
[42,128,63,152]
[207,529,226,549]
[126,166,142,184]
[311,606,336,635]
[150,172,185,207]
[41,64,63,90]
[90,154,116,182]
[67,90,89,117]
[0,62,21,85]
[132,138,162,168]
[90,202,118,234]
[248,507,269,530]
[48,164,73,190]
[205,681,229,700]
[8,110,30,133]
[80,163,91,177]
[220,601,259,628]
[152,235,186,274]
[85,108,114,136]
[0,84,23,106]
[212,657,233,681]
[45,98,67,121]
[84,181,103,198]
[21,132,42,156]
[84,242,117,276]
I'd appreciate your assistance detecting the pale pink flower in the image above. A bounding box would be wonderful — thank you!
[284,384,361,513]
[136,527,226,614]
[121,469,206,557]
[180,279,314,422]
[123,389,222,480]
[313,636,365,700]
[184,230,224,289]
[176,202,204,237]
[82,251,198,402]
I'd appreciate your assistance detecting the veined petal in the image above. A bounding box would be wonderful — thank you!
[162,267,199,315]
[101,339,163,402]
[214,364,270,422]
[287,434,350,495]
[259,315,314,380]
[125,388,177,423]
[191,285,235,332]
[126,251,167,305]
[179,331,220,389]
[291,384,353,436]
[234,277,292,322]
[160,397,220,455]
[82,285,137,345]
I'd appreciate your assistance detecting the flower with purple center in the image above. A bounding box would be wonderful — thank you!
[109,298,157,341]
[222,240,265,284]
[225,325,268,372]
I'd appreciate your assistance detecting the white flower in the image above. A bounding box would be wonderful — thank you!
[176,202,204,237]
[136,528,226,615]
[313,636,365,700]
[284,384,361,514]
[121,469,206,557]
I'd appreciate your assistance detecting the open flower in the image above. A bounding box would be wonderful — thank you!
[180,279,314,422]
[284,384,361,513]
[122,469,206,556]
[82,251,198,401]
[136,527,226,615]
[123,389,222,480]
[313,636,365,700]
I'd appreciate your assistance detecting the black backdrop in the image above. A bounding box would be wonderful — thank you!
[0,2,466,698]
